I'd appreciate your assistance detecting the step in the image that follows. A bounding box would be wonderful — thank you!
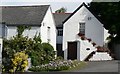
[89,52,113,61]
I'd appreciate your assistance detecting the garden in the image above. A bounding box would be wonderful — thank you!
[2,26,86,73]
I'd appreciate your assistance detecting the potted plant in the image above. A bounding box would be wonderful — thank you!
[87,38,92,42]
[92,42,96,46]
[77,33,85,37]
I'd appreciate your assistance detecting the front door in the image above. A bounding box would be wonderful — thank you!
[67,42,77,60]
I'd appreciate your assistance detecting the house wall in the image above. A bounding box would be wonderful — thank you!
[63,37,97,60]
[79,39,96,61]
[63,6,105,60]
[2,7,56,51]
[63,6,105,51]
[41,7,56,51]
[104,28,110,43]
[6,26,40,39]
[0,24,2,38]
[0,38,3,63]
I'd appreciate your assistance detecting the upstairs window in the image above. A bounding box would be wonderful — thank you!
[47,27,51,43]
[57,29,63,36]
[79,23,85,35]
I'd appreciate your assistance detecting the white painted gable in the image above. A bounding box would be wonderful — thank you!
[63,3,110,60]
[63,4,105,49]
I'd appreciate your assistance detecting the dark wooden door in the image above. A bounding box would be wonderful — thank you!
[67,42,77,60]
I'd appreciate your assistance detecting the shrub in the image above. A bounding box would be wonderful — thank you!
[27,36,55,66]
[42,43,55,64]
[10,51,28,72]
[2,27,56,69]
[2,51,28,73]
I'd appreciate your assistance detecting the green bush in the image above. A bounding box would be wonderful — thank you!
[3,32,55,71]
[42,43,55,64]
[2,51,28,73]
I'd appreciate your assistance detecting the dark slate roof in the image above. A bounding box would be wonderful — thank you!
[0,5,50,26]
[63,3,103,24]
[53,13,71,28]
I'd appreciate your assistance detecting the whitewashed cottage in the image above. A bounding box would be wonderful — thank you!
[62,3,112,61]
[0,5,57,54]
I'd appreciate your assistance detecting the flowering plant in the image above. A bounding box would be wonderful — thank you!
[29,60,74,71]
[92,42,96,46]
[77,33,85,36]
[9,51,28,72]
[87,38,92,42]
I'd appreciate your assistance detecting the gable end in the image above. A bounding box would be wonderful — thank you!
[62,3,103,25]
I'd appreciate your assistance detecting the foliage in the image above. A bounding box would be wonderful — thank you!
[10,51,28,72]
[55,7,67,13]
[89,2,120,43]
[2,35,33,72]
[42,43,55,63]
[2,25,55,72]
[2,51,28,73]
[17,25,31,37]
[26,35,55,66]
[28,60,74,72]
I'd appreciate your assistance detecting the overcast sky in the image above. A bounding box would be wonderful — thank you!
[0,0,93,12]
[1,0,119,12]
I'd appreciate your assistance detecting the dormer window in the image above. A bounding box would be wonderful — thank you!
[79,22,85,35]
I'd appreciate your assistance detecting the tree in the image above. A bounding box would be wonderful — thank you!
[55,7,67,13]
[89,2,120,43]
[17,25,31,37]
[89,2,120,59]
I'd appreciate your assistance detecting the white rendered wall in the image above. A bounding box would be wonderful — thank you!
[79,39,97,61]
[0,38,3,63]
[104,28,110,43]
[5,7,56,51]
[0,24,2,38]
[63,36,97,61]
[41,7,56,51]
[6,26,40,39]
[63,6,105,60]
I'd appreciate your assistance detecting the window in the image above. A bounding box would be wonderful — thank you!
[79,23,85,35]
[57,29,63,36]
[47,27,50,43]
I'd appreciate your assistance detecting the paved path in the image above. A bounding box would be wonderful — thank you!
[74,60,119,72]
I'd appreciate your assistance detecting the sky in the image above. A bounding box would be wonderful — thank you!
[0,0,92,12]
[0,0,119,12]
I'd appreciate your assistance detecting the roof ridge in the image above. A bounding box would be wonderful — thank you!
[1,5,50,8]
[53,13,72,14]
[62,2,103,24]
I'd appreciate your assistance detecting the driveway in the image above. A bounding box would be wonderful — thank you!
[74,60,119,72]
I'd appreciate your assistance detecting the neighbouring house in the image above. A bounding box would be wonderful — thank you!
[53,13,71,57]
[0,5,56,52]
[62,3,112,61]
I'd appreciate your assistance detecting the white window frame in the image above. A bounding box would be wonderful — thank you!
[79,22,85,35]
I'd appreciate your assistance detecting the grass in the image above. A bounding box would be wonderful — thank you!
[61,61,87,72]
